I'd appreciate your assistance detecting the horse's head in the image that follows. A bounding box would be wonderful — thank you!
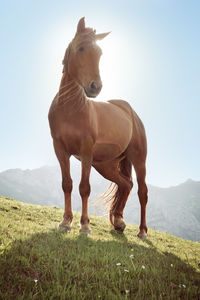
[63,17,110,98]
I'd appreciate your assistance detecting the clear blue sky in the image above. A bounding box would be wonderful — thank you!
[0,0,199,187]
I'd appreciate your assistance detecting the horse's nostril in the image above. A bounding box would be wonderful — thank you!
[90,82,97,90]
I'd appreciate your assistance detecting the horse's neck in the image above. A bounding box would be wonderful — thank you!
[57,73,86,110]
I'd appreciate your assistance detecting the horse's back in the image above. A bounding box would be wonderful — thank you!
[108,99,133,117]
[108,99,146,134]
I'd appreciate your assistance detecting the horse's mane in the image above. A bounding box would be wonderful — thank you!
[62,44,71,73]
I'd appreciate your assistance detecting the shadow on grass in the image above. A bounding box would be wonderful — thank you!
[0,228,200,299]
[110,229,128,242]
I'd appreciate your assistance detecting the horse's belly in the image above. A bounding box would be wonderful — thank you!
[92,143,123,162]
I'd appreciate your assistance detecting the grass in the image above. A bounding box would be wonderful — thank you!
[0,196,200,300]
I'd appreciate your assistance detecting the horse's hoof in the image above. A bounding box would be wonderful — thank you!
[114,218,126,232]
[79,224,91,234]
[114,226,125,233]
[137,231,147,239]
[58,224,71,231]
[58,218,72,231]
[114,223,126,233]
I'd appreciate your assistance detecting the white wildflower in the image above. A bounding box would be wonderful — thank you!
[129,254,134,259]
[125,289,130,294]
[124,269,129,272]
[34,279,38,283]
[179,284,186,288]
[116,263,121,266]
[142,265,145,270]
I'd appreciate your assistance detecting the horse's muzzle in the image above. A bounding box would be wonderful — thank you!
[84,81,102,98]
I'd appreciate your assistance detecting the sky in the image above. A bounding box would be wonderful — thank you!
[0,0,199,187]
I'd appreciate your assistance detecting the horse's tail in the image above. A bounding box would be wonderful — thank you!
[109,157,133,226]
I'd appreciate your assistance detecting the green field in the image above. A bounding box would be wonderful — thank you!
[0,196,199,299]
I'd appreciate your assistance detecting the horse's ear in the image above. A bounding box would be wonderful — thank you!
[77,17,85,33]
[95,32,111,41]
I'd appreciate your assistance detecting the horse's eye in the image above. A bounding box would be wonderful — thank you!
[79,47,84,52]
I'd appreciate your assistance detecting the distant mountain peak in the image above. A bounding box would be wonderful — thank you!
[185,178,194,183]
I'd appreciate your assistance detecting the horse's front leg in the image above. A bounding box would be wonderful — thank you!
[79,137,93,233]
[53,140,73,231]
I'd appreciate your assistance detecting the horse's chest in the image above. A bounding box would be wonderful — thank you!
[61,122,82,144]
[58,119,93,154]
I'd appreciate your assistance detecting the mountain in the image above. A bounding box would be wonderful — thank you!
[124,180,200,242]
[0,164,199,241]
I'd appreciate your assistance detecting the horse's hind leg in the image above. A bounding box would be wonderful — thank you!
[94,159,132,232]
[111,176,133,232]
[53,140,73,231]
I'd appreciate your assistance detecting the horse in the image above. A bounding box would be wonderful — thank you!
[48,17,148,238]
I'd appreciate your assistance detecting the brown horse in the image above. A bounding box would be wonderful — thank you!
[48,17,148,238]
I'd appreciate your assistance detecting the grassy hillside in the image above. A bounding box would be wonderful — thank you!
[0,196,199,300]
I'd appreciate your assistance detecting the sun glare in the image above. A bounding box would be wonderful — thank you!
[96,37,126,101]
[96,33,140,102]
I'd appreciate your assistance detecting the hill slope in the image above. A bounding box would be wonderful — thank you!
[0,165,200,241]
[0,196,200,299]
